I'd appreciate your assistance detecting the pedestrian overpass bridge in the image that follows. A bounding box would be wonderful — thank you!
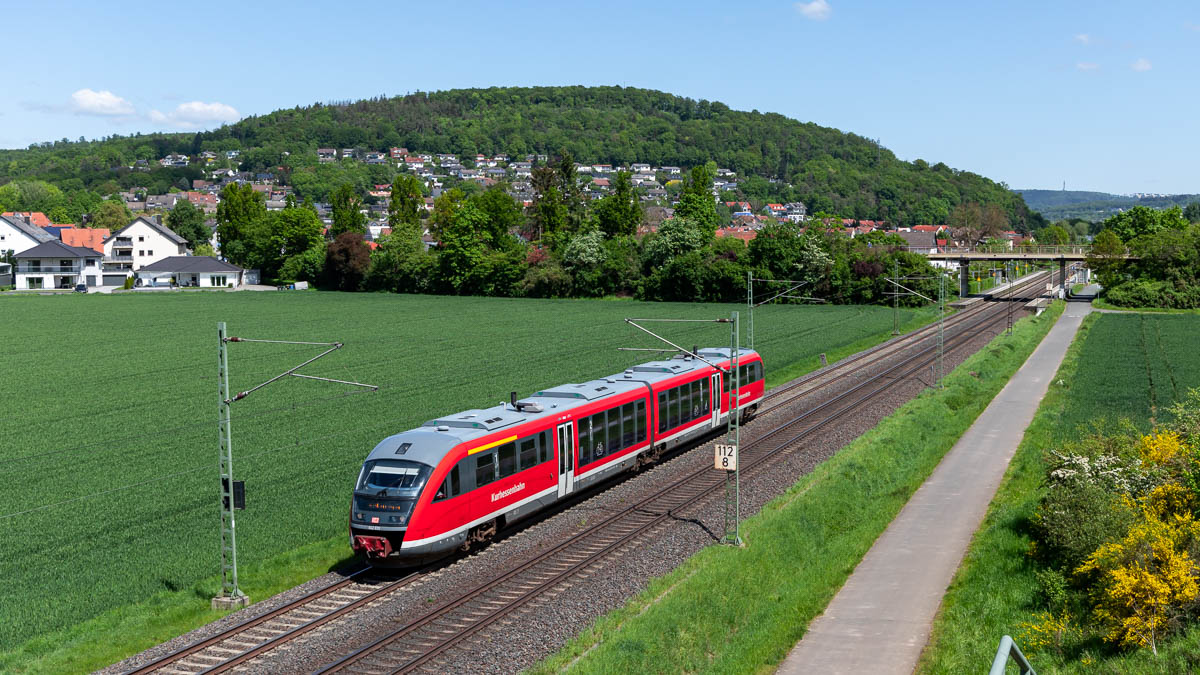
[909,245,1135,297]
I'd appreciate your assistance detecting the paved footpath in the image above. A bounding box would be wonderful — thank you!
[777,300,1094,675]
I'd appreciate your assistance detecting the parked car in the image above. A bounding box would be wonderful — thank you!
[73,284,87,293]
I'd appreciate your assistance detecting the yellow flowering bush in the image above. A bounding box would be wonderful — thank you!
[1140,430,1185,466]
[1076,504,1200,654]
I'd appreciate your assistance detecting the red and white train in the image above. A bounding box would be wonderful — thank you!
[350,348,764,565]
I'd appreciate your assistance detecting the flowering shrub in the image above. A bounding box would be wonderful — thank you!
[1018,610,1075,657]
[1075,501,1200,654]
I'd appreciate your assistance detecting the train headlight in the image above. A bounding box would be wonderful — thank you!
[389,515,407,524]
[354,512,364,520]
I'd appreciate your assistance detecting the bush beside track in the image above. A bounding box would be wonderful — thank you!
[528,302,1066,674]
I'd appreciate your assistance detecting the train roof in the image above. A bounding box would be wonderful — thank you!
[362,348,759,468]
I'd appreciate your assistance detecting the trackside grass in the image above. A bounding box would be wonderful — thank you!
[0,292,935,673]
[917,312,1200,674]
[528,303,1066,675]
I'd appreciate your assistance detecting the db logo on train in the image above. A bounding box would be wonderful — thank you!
[714,444,737,471]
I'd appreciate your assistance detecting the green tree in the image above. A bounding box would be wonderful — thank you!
[165,199,208,249]
[387,173,424,241]
[216,183,268,267]
[643,216,710,269]
[436,201,490,291]
[1102,206,1188,242]
[595,171,641,237]
[674,165,719,233]
[192,242,216,257]
[89,199,132,230]
[1039,224,1071,245]
[1087,229,1127,289]
[1183,202,1200,224]
[322,232,370,291]
[329,183,366,237]
[470,187,523,248]
[530,167,567,242]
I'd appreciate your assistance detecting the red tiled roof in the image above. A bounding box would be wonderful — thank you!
[913,225,939,232]
[3,211,52,228]
[61,227,111,253]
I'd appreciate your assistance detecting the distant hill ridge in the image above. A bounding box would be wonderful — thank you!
[1017,188,1200,221]
[2,85,1034,228]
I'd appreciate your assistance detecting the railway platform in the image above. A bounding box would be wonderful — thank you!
[776,300,1094,675]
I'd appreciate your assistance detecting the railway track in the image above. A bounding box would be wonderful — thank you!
[124,266,1071,674]
[313,269,1069,674]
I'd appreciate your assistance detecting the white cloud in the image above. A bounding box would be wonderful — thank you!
[1131,57,1152,72]
[1074,33,1091,44]
[149,101,241,128]
[1076,62,1100,71]
[70,88,135,116]
[795,0,831,21]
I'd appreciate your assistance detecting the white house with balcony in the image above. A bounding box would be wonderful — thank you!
[14,240,105,290]
[0,213,56,256]
[101,217,190,284]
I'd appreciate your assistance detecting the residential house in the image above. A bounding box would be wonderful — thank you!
[592,164,613,174]
[160,154,190,168]
[341,148,357,160]
[102,217,190,280]
[894,230,938,252]
[14,239,104,290]
[364,151,387,164]
[764,203,787,218]
[592,177,611,190]
[186,191,219,214]
[193,179,213,190]
[784,202,807,222]
[659,166,682,176]
[200,151,218,163]
[390,147,408,159]
[136,256,244,288]
[631,163,651,173]
[225,150,240,160]
[317,148,337,163]
[0,213,56,255]
[912,224,939,233]
[404,156,425,170]
[0,262,10,286]
[60,228,110,253]
[146,194,181,211]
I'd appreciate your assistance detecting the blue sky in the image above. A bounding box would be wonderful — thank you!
[5,0,1196,194]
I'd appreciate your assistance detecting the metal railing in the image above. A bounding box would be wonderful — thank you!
[989,635,1036,675]
[15,266,83,274]
[104,255,134,262]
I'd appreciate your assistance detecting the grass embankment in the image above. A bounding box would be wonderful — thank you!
[529,302,1066,674]
[0,294,940,674]
[917,313,1200,674]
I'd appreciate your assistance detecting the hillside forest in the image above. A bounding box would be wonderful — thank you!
[0,86,1038,230]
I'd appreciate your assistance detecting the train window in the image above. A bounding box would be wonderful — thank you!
[657,391,668,432]
[475,452,496,487]
[607,407,621,453]
[680,384,692,424]
[636,400,646,442]
[358,459,432,495]
[519,438,538,471]
[628,401,638,444]
[670,387,681,429]
[701,378,710,413]
[539,430,551,463]
[592,411,607,460]
[498,442,517,479]
[434,464,462,502]
[579,416,593,466]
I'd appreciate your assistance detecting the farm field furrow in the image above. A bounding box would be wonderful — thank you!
[0,292,924,650]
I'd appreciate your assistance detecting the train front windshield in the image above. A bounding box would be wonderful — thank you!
[357,459,432,495]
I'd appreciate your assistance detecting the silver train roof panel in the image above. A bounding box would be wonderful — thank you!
[362,348,761,467]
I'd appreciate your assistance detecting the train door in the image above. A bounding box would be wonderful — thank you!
[556,421,575,498]
[710,373,722,430]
